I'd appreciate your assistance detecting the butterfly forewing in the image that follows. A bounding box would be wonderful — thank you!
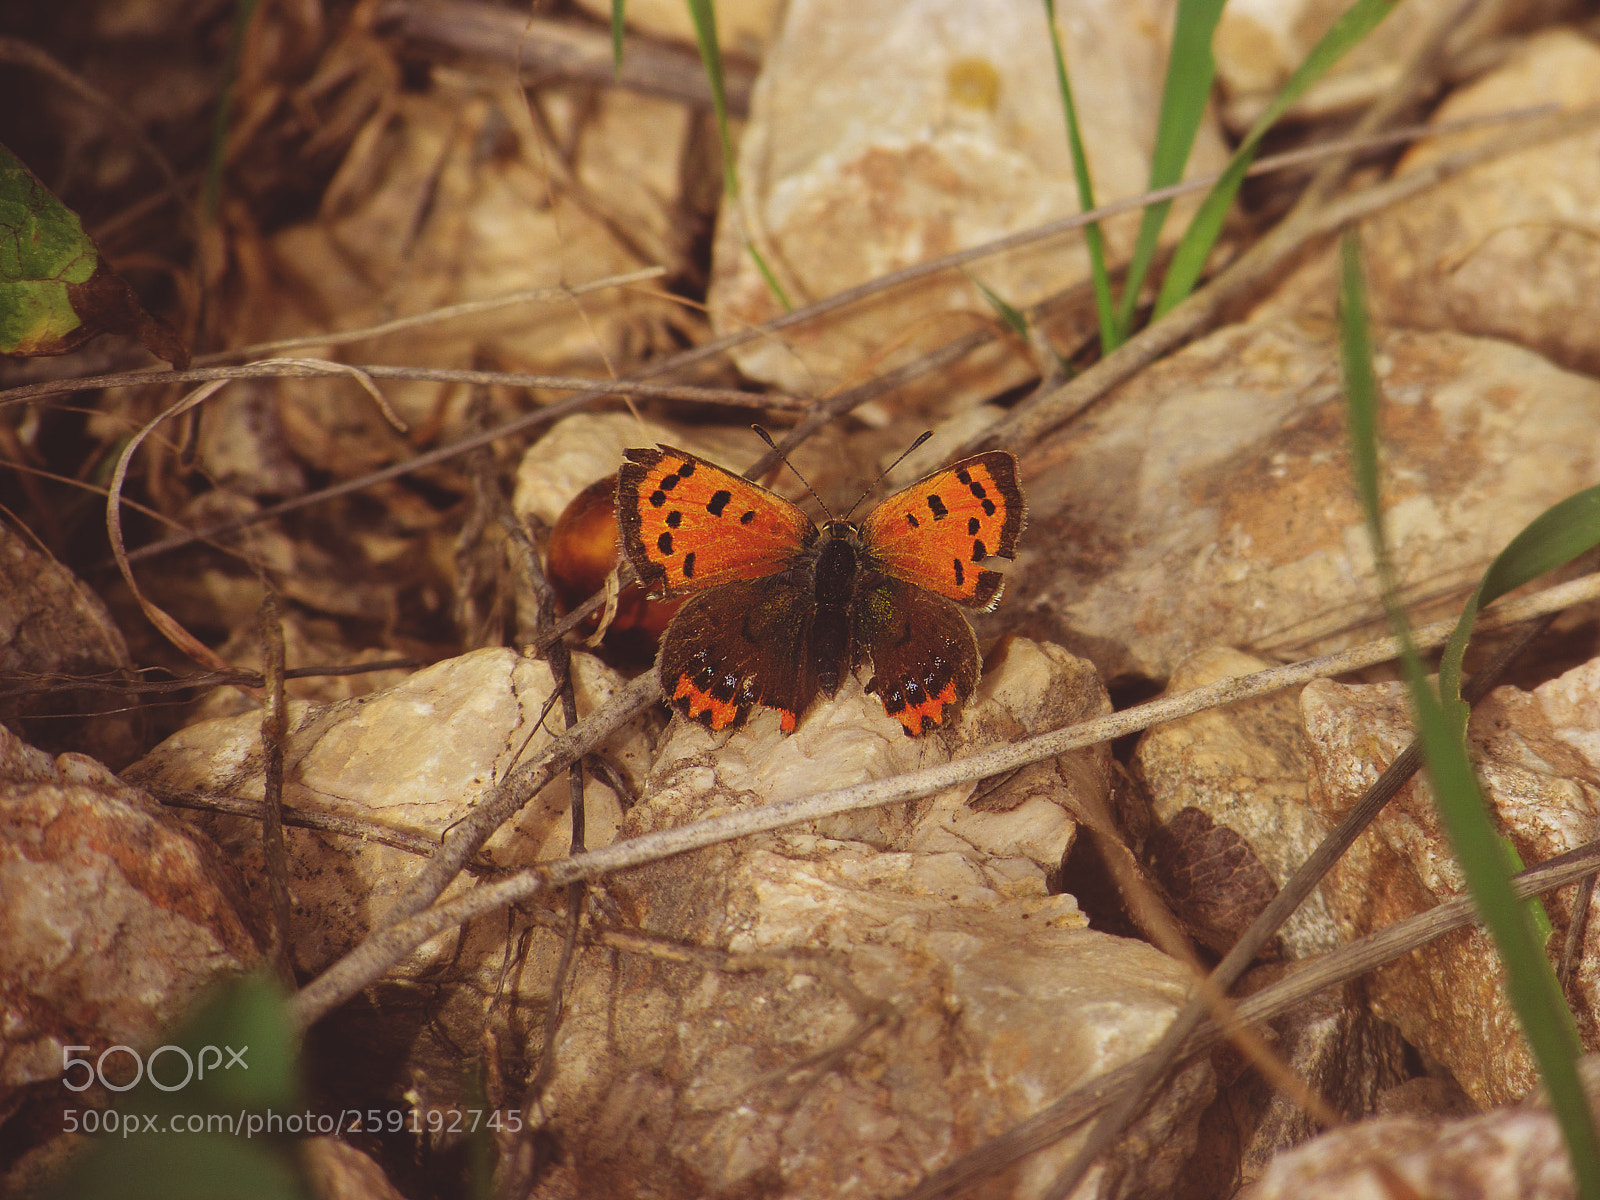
[858,451,1026,610]
[617,446,817,598]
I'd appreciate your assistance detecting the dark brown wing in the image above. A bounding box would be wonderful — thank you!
[656,577,822,734]
[858,576,980,736]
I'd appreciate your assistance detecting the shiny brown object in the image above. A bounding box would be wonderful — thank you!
[545,474,679,660]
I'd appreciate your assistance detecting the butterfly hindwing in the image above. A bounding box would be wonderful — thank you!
[858,451,1026,610]
[859,575,980,736]
[656,577,821,733]
[616,445,816,598]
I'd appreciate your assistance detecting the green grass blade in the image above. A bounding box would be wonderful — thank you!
[612,0,627,72]
[964,268,1071,376]
[1042,0,1118,353]
[1113,0,1227,340]
[1154,0,1395,318]
[1437,484,1600,715]
[964,269,1031,342]
[747,240,793,312]
[683,0,790,310]
[684,0,734,200]
[1341,234,1600,1200]
[203,0,262,219]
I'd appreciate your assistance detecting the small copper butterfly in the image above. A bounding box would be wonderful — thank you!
[615,443,1026,736]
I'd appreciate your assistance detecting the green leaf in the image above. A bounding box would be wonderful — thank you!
[46,975,309,1200]
[0,142,188,365]
[1113,0,1227,340]
[1437,484,1600,717]
[1340,233,1600,1200]
[1,143,98,353]
[1042,0,1118,353]
[1155,0,1396,318]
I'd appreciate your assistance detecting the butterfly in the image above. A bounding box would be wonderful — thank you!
[615,444,1026,736]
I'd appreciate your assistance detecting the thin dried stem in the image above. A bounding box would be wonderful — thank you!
[257,587,294,982]
[900,839,1600,1200]
[967,103,1600,457]
[190,266,667,365]
[286,572,1600,1031]
[1035,612,1557,1200]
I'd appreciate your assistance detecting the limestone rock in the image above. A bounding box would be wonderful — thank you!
[1239,1055,1600,1200]
[1015,321,1600,681]
[0,727,261,1105]
[1301,656,1600,1107]
[707,0,1228,402]
[1364,29,1600,378]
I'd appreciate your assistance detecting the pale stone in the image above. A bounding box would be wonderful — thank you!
[1015,321,1600,681]
[513,412,755,527]
[1301,656,1600,1107]
[124,648,652,979]
[1213,0,1571,128]
[1136,647,1339,959]
[1239,1055,1600,1200]
[0,726,260,1101]
[1364,29,1600,377]
[706,0,1229,400]
[517,640,1212,1199]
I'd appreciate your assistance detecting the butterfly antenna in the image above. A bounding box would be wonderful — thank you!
[752,425,835,519]
[841,430,934,521]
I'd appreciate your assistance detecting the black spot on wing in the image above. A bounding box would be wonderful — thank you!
[658,532,673,555]
[967,517,980,535]
[649,489,667,507]
[665,510,682,528]
[971,539,987,563]
[953,558,965,588]
[927,494,949,520]
[906,512,920,529]
[707,489,731,517]
[683,551,696,578]
[740,510,757,525]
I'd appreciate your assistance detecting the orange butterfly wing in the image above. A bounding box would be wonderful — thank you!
[858,451,1026,610]
[616,446,817,598]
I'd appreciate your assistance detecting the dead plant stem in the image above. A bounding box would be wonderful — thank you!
[286,572,1600,1030]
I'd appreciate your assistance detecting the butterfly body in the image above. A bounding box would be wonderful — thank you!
[616,445,1025,736]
